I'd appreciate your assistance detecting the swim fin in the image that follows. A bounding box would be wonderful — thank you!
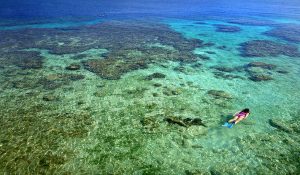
[222,122,230,127]
[222,122,235,128]
[227,123,235,128]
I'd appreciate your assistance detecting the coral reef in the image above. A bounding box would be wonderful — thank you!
[0,20,206,79]
[0,51,44,69]
[214,24,241,32]
[82,59,147,80]
[240,40,300,57]
[246,62,277,70]
[264,24,300,43]
[39,73,85,90]
[243,62,278,81]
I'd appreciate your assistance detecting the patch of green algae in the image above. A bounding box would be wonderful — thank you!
[0,94,94,174]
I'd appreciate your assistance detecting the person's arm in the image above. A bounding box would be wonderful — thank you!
[244,113,250,119]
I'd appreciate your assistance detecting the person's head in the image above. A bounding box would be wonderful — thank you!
[241,108,250,113]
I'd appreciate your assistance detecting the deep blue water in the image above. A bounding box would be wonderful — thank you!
[1,0,300,19]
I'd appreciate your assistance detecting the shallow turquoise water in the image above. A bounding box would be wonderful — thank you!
[0,15,299,174]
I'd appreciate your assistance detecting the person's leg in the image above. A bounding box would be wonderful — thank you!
[228,116,238,123]
[234,117,244,124]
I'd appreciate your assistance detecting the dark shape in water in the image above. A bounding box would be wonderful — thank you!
[196,54,210,60]
[202,42,215,47]
[153,83,162,87]
[82,59,147,80]
[248,74,273,82]
[217,45,227,50]
[276,70,289,74]
[239,40,300,57]
[145,72,166,80]
[0,51,44,69]
[213,72,243,80]
[205,51,216,54]
[194,21,207,25]
[183,118,207,127]
[268,119,293,133]
[42,94,58,101]
[165,116,206,127]
[39,73,85,90]
[66,63,81,70]
[7,21,205,79]
[246,62,277,70]
[227,18,277,26]
[207,90,233,99]
[214,24,241,33]
[264,24,300,43]
[71,54,88,60]
[211,66,235,72]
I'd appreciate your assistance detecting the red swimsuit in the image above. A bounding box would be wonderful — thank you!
[235,112,247,119]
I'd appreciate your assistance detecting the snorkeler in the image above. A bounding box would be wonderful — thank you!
[223,108,250,128]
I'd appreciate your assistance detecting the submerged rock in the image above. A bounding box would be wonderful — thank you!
[240,40,300,57]
[165,116,206,127]
[217,45,227,50]
[145,72,166,80]
[152,93,159,97]
[42,94,58,101]
[183,118,207,127]
[165,116,187,127]
[213,72,243,80]
[249,74,273,82]
[212,66,235,72]
[66,63,81,70]
[269,119,293,133]
[276,70,289,74]
[153,83,162,87]
[206,51,216,54]
[207,90,233,99]
[246,62,277,70]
